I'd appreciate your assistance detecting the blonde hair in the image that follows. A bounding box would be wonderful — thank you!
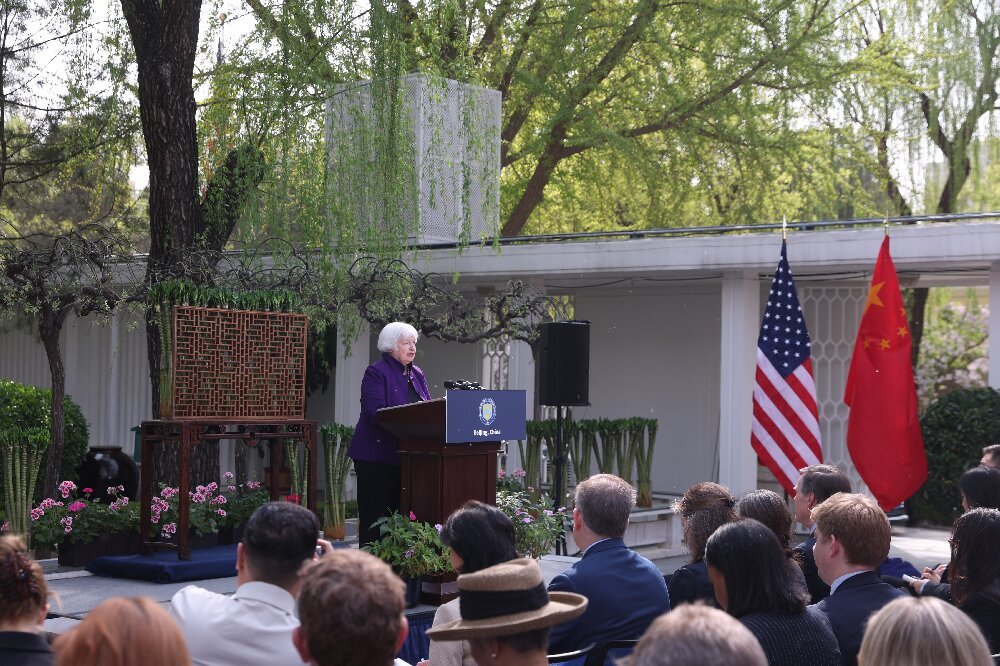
[0,534,48,625]
[858,596,992,666]
[54,596,190,666]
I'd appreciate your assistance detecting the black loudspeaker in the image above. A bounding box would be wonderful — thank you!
[538,321,590,406]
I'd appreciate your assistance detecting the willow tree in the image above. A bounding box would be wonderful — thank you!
[836,0,1000,365]
[240,0,862,236]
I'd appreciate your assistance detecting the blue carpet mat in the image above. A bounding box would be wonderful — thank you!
[86,544,237,583]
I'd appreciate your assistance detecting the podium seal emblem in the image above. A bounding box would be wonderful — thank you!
[478,398,497,426]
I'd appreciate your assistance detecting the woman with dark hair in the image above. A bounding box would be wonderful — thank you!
[737,489,807,589]
[911,466,1000,599]
[667,482,737,607]
[959,465,1000,511]
[0,535,54,666]
[705,518,840,666]
[948,508,1000,652]
[428,500,519,666]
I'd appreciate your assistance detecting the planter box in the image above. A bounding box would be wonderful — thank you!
[58,531,142,567]
[420,571,458,606]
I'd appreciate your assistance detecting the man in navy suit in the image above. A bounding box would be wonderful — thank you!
[792,464,853,603]
[547,474,670,657]
[810,493,905,666]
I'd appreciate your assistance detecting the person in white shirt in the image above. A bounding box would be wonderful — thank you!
[170,501,320,666]
[294,549,411,666]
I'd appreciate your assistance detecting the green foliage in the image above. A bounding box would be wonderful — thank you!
[914,388,1000,526]
[29,482,139,553]
[365,511,451,578]
[496,489,569,559]
[219,476,270,529]
[319,423,354,540]
[0,380,89,502]
[915,288,988,412]
[0,426,49,547]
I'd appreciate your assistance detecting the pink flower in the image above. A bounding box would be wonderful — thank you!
[409,511,417,520]
[58,480,77,499]
[434,523,443,534]
[60,516,74,533]
[227,485,236,492]
[512,469,527,479]
[68,501,86,513]
[206,482,218,492]
[498,469,506,479]
[246,481,261,490]
[82,487,93,494]
[30,508,44,521]
[223,472,234,480]
[211,495,227,505]
[216,509,226,516]
[161,522,177,537]
[1,521,8,532]
[283,494,300,505]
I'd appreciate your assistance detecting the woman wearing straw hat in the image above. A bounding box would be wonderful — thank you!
[425,558,588,666]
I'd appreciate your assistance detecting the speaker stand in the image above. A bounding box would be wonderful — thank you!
[551,407,568,556]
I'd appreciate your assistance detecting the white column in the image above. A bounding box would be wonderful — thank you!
[718,271,760,496]
[108,315,121,451]
[990,262,1000,388]
[334,321,371,428]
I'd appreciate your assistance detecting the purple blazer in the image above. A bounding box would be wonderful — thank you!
[348,352,431,465]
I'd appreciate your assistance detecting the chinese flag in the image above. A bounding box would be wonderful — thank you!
[844,237,927,510]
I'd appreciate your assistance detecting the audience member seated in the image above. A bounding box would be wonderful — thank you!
[546,474,670,657]
[627,604,767,666]
[294,549,410,666]
[982,444,1000,469]
[809,493,904,666]
[429,500,519,666]
[943,507,1000,652]
[426,558,588,666]
[736,489,807,588]
[170,501,319,666]
[0,535,54,666]
[791,464,852,603]
[54,596,190,666]
[668,481,736,607]
[911,465,1000,600]
[858,596,993,666]
[705,518,841,666]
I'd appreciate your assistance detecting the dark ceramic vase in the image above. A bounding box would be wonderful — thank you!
[77,447,139,501]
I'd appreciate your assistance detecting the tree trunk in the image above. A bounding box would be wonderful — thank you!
[38,305,66,500]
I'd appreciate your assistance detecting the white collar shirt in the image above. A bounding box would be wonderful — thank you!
[170,581,305,666]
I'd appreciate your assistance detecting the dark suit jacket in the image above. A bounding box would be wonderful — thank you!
[666,560,717,608]
[740,607,841,666]
[547,538,670,655]
[348,353,430,465]
[961,584,1000,654]
[0,631,55,666]
[811,570,905,666]
[794,534,831,604]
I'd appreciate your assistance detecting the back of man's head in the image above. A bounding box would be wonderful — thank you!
[629,604,767,666]
[799,464,852,504]
[241,501,318,589]
[981,444,1000,469]
[296,549,406,666]
[811,493,890,568]
[575,473,635,538]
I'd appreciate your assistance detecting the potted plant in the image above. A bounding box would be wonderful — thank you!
[496,489,569,558]
[217,473,269,543]
[365,511,452,607]
[1,425,48,551]
[29,481,141,566]
[149,481,229,548]
[319,423,353,540]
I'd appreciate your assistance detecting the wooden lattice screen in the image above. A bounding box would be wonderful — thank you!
[171,306,308,419]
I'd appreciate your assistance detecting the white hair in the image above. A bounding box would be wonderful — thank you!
[377,322,419,353]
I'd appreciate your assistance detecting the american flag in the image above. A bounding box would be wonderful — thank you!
[751,241,823,493]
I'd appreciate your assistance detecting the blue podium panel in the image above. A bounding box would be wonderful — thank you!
[445,390,527,443]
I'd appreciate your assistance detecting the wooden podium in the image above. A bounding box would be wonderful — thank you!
[377,391,525,526]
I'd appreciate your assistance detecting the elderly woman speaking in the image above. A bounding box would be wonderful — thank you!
[350,321,431,546]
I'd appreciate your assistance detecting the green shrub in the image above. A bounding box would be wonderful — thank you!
[0,380,90,501]
[913,387,1000,526]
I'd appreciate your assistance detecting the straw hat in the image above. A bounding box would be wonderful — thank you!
[425,558,588,641]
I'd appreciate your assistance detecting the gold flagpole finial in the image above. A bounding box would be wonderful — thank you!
[782,216,788,241]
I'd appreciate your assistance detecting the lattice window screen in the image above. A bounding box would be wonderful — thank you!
[171,307,308,419]
[799,286,868,494]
